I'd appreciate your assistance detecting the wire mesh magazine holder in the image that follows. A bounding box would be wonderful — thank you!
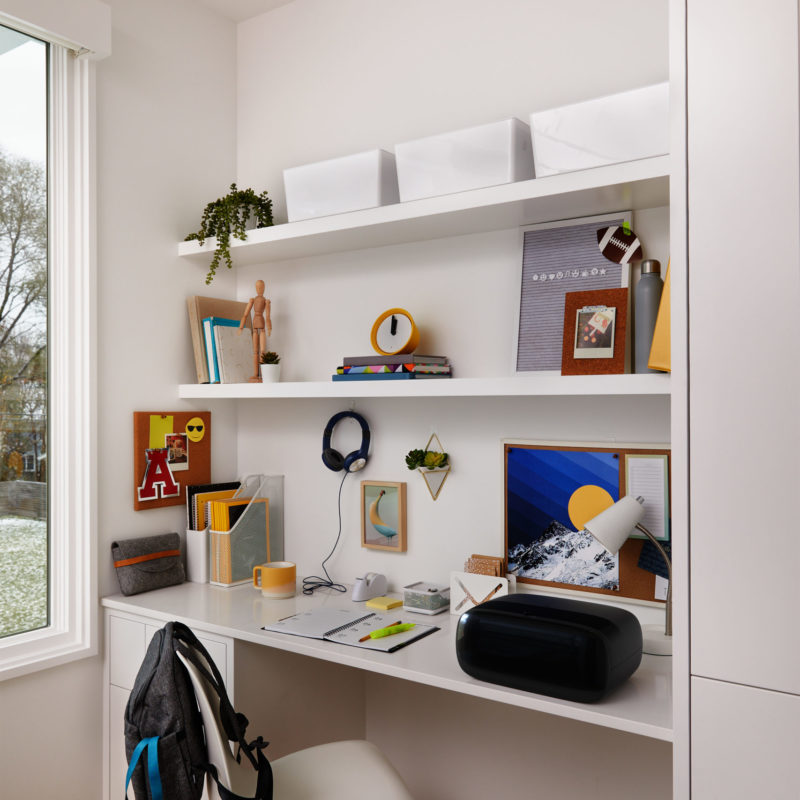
[209,474,285,587]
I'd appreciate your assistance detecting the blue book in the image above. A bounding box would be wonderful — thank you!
[202,317,239,383]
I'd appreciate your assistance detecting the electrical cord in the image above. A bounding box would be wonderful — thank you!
[302,470,348,595]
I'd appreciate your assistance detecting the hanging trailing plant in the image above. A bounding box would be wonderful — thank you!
[184,183,274,284]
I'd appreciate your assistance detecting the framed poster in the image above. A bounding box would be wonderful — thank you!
[513,212,631,372]
[133,411,211,510]
[504,440,670,602]
[361,481,407,552]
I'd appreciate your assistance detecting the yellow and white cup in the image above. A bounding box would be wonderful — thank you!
[253,561,296,599]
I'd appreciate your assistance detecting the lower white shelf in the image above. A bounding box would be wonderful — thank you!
[178,373,671,400]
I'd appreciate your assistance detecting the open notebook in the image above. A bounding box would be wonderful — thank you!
[262,609,439,653]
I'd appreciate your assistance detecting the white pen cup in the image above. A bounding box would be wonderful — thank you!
[253,561,296,599]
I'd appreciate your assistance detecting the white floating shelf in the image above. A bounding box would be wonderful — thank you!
[178,156,669,266]
[178,373,671,400]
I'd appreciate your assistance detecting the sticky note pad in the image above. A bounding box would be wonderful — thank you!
[366,596,402,611]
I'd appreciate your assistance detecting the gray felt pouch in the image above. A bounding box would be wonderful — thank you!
[111,532,185,596]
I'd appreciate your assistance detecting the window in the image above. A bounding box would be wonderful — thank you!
[0,1,108,678]
[0,25,49,641]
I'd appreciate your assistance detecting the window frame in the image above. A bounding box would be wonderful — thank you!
[0,22,99,680]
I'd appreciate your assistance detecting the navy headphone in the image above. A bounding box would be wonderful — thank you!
[321,411,370,473]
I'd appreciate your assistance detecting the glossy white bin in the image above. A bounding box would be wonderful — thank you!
[530,82,669,176]
[395,118,535,202]
[284,149,399,222]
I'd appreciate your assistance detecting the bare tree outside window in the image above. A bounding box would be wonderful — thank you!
[0,26,48,638]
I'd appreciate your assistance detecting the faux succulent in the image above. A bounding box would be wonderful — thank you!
[405,448,448,470]
[184,183,274,284]
[259,351,280,365]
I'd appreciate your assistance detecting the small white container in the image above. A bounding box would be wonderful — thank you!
[394,118,535,202]
[403,581,450,615]
[283,149,399,222]
[530,82,669,177]
[186,528,209,583]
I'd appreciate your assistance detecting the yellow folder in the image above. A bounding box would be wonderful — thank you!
[648,260,671,372]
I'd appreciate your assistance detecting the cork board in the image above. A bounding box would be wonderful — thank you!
[133,411,211,510]
[561,288,629,375]
[504,440,670,603]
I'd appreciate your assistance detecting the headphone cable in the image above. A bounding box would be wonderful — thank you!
[302,470,348,595]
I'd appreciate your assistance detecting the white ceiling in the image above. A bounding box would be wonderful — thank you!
[193,0,294,23]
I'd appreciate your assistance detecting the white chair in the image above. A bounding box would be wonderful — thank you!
[175,648,414,800]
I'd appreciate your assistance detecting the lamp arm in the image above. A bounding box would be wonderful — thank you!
[635,522,672,638]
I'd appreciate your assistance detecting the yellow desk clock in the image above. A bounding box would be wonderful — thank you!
[370,308,420,355]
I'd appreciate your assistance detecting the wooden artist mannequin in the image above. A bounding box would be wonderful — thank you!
[239,279,272,382]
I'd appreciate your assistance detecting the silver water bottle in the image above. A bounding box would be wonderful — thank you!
[634,259,663,373]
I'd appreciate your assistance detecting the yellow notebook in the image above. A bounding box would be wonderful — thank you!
[648,259,671,372]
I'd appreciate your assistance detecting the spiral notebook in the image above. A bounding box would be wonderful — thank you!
[262,609,439,652]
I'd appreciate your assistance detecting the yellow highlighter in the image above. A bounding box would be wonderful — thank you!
[359,623,415,642]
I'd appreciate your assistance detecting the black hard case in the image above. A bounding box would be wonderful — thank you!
[455,594,643,703]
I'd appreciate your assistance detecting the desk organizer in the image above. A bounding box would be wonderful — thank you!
[283,149,399,222]
[403,581,450,615]
[206,474,284,587]
[455,594,643,702]
[394,117,535,202]
[530,82,669,176]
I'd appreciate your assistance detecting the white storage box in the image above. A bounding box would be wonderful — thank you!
[530,82,669,177]
[283,149,399,222]
[394,118,535,202]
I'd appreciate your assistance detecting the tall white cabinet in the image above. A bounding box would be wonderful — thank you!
[687,0,800,796]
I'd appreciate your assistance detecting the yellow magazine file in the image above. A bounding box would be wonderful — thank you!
[648,259,671,372]
[210,474,285,587]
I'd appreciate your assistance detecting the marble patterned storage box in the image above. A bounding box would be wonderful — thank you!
[394,118,535,202]
[283,148,399,222]
[530,82,669,176]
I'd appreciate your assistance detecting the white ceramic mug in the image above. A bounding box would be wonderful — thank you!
[253,561,296,599]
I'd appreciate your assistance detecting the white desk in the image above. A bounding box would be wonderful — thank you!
[102,582,672,761]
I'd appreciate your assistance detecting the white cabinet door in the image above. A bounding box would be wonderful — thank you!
[692,677,800,799]
[687,0,800,693]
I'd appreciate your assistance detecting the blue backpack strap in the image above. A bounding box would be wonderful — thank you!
[125,736,163,800]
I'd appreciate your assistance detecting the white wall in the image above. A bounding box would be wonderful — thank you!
[234,0,670,605]
[0,1,239,797]
[234,1,672,797]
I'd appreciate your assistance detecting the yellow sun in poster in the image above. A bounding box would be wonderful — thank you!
[568,484,614,530]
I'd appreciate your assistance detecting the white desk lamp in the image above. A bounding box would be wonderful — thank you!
[583,495,672,656]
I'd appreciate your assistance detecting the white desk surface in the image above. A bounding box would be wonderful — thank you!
[102,582,673,742]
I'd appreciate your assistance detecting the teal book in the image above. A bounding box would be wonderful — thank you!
[202,317,239,383]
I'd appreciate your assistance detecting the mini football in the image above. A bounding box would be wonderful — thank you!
[597,225,643,264]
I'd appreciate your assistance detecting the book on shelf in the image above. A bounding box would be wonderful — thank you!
[331,372,451,381]
[214,325,255,384]
[342,354,449,367]
[336,363,451,375]
[187,296,251,383]
[202,317,239,383]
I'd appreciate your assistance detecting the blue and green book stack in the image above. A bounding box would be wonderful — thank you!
[333,354,452,381]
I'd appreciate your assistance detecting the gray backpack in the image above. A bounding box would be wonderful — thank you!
[124,620,272,800]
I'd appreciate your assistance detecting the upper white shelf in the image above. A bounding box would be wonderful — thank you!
[178,156,670,266]
[178,373,670,400]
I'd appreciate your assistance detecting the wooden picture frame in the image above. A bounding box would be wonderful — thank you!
[361,480,407,552]
[504,440,670,603]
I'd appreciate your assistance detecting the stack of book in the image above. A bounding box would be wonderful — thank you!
[333,354,452,381]
[186,296,253,384]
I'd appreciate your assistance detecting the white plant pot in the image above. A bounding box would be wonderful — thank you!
[260,363,281,382]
